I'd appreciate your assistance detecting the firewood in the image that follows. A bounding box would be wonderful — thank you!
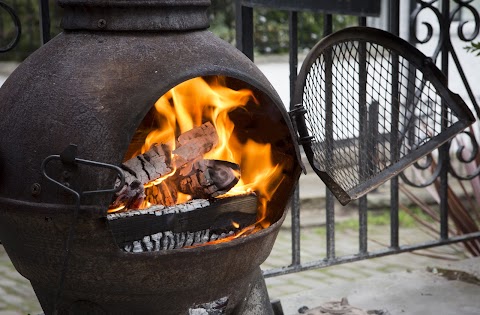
[112,122,228,209]
[178,159,241,198]
[107,194,258,249]
[112,143,172,208]
[112,180,145,209]
[122,143,172,185]
[123,229,237,252]
[144,159,241,206]
[172,122,219,166]
[145,181,178,207]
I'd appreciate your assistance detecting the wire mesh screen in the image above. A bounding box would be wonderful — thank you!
[293,27,474,205]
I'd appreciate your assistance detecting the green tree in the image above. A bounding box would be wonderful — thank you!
[0,0,356,61]
[209,0,236,44]
[209,0,357,54]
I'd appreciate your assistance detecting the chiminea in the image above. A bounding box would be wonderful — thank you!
[0,1,302,314]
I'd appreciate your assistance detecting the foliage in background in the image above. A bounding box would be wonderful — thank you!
[210,0,356,54]
[0,0,356,61]
[253,9,356,54]
[464,41,480,56]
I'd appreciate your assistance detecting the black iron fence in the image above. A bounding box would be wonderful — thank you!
[0,0,479,278]
[236,0,480,277]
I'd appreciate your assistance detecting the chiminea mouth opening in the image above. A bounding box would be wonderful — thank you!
[106,74,298,252]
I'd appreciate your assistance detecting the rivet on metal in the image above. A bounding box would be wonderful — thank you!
[97,19,107,29]
[31,183,41,196]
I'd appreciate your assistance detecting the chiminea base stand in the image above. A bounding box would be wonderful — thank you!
[33,267,274,315]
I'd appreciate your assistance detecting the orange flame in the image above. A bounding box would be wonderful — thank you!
[116,76,286,235]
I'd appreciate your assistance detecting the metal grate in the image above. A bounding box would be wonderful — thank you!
[292,27,475,205]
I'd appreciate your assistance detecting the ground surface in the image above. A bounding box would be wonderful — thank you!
[0,220,471,314]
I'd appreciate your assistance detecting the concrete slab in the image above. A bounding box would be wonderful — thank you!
[280,258,480,315]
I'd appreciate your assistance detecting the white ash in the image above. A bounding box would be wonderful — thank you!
[151,232,162,251]
[122,229,236,252]
[132,241,143,253]
[107,198,210,221]
[189,296,228,315]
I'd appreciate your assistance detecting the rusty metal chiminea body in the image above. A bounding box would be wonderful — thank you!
[0,1,302,314]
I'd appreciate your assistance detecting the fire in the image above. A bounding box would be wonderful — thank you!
[114,76,286,239]
[145,76,257,161]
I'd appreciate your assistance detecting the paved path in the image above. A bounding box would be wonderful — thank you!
[263,224,467,300]
[0,219,468,314]
[0,247,41,315]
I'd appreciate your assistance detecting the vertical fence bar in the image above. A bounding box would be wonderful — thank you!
[235,1,254,61]
[289,10,301,267]
[358,15,368,254]
[39,0,50,44]
[323,14,336,260]
[389,0,400,249]
[408,0,415,41]
[289,11,298,111]
[439,0,450,240]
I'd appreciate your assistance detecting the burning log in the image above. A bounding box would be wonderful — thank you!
[172,121,219,166]
[107,194,258,251]
[112,122,237,208]
[145,159,241,206]
[112,143,172,208]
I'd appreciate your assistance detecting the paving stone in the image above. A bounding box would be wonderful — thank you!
[0,279,16,288]
[0,265,12,274]
[1,271,27,283]
[6,283,35,297]
[1,294,23,307]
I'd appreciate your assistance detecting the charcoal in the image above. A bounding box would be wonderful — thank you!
[132,241,143,253]
[161,232,170,250]
[107,198,210,221]
[143,235,153,252]
[185,232,195,247]
[194,231,202,244]
[166,231,175,250]
[111,194,258,252]
[151,232,162,251]
[120,225,246,252]
[201,229,210,243]
[174,232,187,249]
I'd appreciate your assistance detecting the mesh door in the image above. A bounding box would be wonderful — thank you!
[292,27,475,205]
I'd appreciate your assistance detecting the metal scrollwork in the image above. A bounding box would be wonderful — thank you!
[404,0,480,186]
[0,1,21,53]
[411,0,480,116]
[452,0,480,42]
[449,130,480,180]
[410,0,443,49]
[399,151,443,188]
